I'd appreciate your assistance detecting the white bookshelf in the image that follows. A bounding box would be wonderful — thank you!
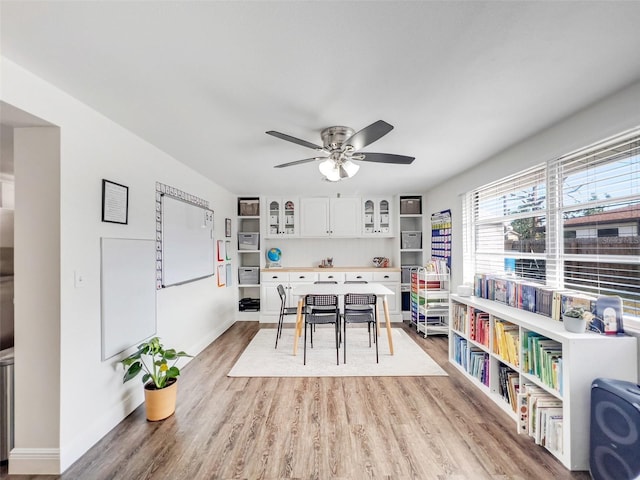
[449,294,637,471]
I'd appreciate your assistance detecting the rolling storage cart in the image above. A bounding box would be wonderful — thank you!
[410,265,449,337]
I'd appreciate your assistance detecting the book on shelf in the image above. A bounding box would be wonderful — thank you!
[595,295,624,335]
[535,287,555,317]
[519,282,538,312]
[494,278,508,304]
[534,401,563,446]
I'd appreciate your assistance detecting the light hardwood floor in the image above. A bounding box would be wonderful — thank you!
[1,322,591,480]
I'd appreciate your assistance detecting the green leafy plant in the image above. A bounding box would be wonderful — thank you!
[121,337,192,389]
[563,306,586,319]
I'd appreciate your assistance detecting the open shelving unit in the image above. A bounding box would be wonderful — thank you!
[399,195,424,321]
[449,294,637,471]
[237,197,261,319]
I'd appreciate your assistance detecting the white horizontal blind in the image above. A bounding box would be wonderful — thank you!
[554,129,640,318]
[472,164,548,283]
[465,126,640,320]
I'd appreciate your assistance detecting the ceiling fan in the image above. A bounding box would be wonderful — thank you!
[266,120,414,182]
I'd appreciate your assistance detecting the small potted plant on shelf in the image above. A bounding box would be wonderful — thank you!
[562,306,594,333]
[121,337,192,421]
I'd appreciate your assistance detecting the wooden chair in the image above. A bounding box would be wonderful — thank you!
[343,293,378,363]
[303,294,340,365]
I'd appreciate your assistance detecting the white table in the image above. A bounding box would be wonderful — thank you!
[290,283,396,356]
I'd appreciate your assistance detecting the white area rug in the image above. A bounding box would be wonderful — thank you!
[228,327,448,377]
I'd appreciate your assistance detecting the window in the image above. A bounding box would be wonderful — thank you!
[465,127,640,324]
[467,164,548,284]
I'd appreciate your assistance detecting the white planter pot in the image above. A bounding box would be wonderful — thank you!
[563,316,587,333]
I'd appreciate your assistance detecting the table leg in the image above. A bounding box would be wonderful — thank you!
[383,297,394,355]
[293,298,304,356]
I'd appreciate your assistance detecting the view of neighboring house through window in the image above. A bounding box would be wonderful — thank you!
[464,127,640,324]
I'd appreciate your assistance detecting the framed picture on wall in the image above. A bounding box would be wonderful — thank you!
[225,218,231,237]
[102,179,129,224]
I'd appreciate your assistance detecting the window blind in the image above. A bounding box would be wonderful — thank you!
[465,126,640,321]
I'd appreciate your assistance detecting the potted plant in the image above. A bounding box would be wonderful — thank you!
[562,306,593,333]
[121,336,192,421]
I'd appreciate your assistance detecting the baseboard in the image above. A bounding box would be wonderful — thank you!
[188,317,235,356]
[11,319,236,475]
[9,448,60,474]
[58,387,142,473]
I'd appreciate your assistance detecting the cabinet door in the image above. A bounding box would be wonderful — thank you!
[330,197,361,236]
[266,198,282,237]
[363,197,392,236]
[261,282,283,315]
[288,271,318,309]
[380,282,401,314]
[300,198,330,237]
[282,197,299,236]
[363,199,376,234]
[377,198,391,234]
[266,197,299,237]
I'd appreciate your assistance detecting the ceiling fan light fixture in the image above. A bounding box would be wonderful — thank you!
[319,159,341,182]
[341,159,360,178]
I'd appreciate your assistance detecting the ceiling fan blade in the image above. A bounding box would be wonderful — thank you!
[356,152,415,164]
[274,157,325,168]
[344,120,394,151]
[266,130,324,151]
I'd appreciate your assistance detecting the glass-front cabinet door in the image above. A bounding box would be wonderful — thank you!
[363,199,376,234]
[266,197,299,237]
[362,197,393,236]
[378,199,390,234]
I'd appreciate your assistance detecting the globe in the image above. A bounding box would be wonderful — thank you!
[267,247,282,263]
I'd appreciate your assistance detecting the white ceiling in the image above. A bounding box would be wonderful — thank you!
[2,1,640,196]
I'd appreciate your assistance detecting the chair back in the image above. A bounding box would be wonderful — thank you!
[344,293,377,306]
[314,280,338,284]
[277,284,286,301]
[344,280,368,284]
[305,294,339,308]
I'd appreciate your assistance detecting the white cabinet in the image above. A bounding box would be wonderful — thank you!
[362,197,393,236]
[259,269,401,321]
[343,271,401,315]
[265,197,299,238]
[300,197,361,237]
[449,294,637,471]
[373,271,401,314]
[261,271,318,317]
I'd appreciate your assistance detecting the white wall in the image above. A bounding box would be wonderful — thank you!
[422,80,640,290]
[263,237,397,268]
[1,58,238,474]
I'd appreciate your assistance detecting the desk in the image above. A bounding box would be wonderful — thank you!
[290,283,395,356]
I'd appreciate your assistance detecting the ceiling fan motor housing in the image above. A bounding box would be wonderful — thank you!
[321,126,355,150]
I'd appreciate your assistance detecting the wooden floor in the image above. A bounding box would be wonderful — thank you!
[1,322,591,480]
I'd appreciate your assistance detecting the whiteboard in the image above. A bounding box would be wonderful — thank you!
[101,238,156,360]
[161,195,214,287]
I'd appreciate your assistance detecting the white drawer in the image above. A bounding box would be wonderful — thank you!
[289,272,318,283]
[261,271,290,282]
[318,271,345,282]
[345,272,374,282]
[373,271,401,283]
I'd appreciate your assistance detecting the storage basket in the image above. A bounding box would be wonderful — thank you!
[400,197,421,214]
[401,231,422,249]
[238,198,260,216]
[238,267,260,285]
[238,233,259,250]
